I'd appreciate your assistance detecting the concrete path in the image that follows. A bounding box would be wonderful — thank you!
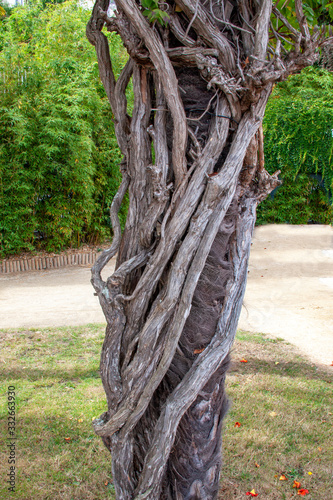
[239,224,333,368]
[0,259,116,329]
[0,225,332,368]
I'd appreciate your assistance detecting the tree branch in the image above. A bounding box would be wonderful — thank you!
[86,0,117,114]
[272,6,300,41]
[175,0,236,70]
[91,169,129,296]
[168,13,197,47]
[115,0,188,188]
[113,58,134,156]
[253,0,272,63]
[295,0,310,41]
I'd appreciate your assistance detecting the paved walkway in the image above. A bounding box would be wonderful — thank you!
[239,224,333,368]
[0,259,116,329]
[0,225,332,368]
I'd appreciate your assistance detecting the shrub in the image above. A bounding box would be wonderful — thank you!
[0,1,128,257]
[257,66,333,225]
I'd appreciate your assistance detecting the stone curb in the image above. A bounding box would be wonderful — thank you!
[0,252,99,274]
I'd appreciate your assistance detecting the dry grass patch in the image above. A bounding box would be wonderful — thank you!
[0,326,332,499]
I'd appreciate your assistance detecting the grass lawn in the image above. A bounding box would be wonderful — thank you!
[0,325,332,500]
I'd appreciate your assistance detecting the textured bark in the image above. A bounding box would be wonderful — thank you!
[86,1,324,498]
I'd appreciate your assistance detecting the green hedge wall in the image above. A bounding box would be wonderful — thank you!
[0,1,128,257]
[257,66,333,225]
[1,3,332,259]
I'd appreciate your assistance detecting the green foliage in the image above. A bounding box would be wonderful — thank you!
[140,0,169,26]
[273,0,333,34]
[257,66,333,225]
[0,1,12,18]
[0,1,128,257]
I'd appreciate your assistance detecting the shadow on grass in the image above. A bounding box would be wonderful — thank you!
[0,366,101,382]
[230,357,333,383]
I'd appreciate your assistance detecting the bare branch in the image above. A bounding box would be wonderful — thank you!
[167,46,219,65]
[270,20,296,48]
[114,58,134,155]
[115,0,188,187]
[86,0,117,113]
[168,13,197,47]
[209,0,253,35]
[91,169,129,295]
[272,6,300,41]
[253,0,272,62]
[184,0,200,39]
[258,122,265,172]
[186,90,218,122]
[175,0,236,70]
[295,0,310,41]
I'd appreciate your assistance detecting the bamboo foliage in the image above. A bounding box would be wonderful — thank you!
[0,1,128,257]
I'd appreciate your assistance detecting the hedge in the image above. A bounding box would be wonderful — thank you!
[257,66,333,225]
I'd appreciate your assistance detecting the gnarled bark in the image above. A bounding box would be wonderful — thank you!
[86,1,323,498]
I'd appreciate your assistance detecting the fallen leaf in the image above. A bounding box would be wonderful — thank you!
[241,56,250,68]
[234,422,241,427]
[297,489,309,496]
[194,348,205,354]
[293,480,301,488]
[246,489,258,497]
[240,358,248,363]
[279,475,287,481]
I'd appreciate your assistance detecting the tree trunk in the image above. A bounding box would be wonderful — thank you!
[86,0,322,497]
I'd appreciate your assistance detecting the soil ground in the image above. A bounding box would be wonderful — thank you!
[0,224,332,368]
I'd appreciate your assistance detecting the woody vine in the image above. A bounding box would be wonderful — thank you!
[86,1,330,498]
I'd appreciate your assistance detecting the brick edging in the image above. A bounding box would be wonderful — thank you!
[0,252,99,274]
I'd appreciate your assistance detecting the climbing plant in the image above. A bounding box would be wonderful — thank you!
[85,0,331,498]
